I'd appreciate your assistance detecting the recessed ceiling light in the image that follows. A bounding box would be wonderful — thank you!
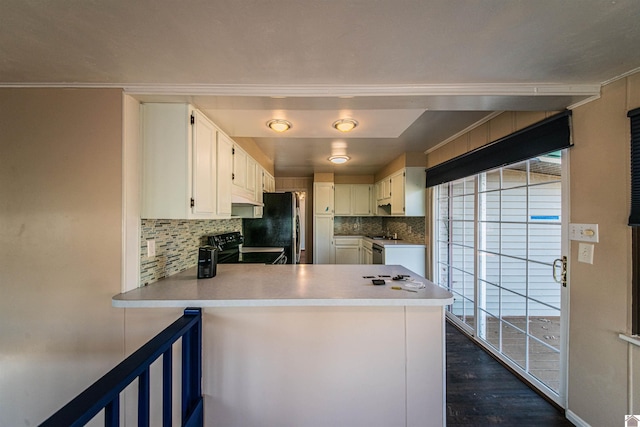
[266,119,292,133]
[329,155,350,164]
[332,118,358,133]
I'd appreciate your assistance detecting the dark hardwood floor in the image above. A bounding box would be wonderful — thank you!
[446,322,573,426]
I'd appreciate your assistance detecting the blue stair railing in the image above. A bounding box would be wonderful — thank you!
[39,307,203,427]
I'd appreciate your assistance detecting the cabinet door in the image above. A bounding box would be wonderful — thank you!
[192,111,216,215]
[216,133,233,216]
[352,185,372,215]
[335,246,359,264]
[246,156,257,194]
[334,184,352,215]
[314,215,334,264]
[232,145,247,190]
[390,171,405,215]
[314,183,334,215]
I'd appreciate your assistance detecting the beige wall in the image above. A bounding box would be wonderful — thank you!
[0,88,125,425]
[334,175,374,184]
[568,74,640,426]
[425,74,640,426]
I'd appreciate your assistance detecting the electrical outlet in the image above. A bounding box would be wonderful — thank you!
[578,243,594,264]
[147,239,156,258]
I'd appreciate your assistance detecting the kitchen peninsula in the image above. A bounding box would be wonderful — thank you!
[114,264,453,427]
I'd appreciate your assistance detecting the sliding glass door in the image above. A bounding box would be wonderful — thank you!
[435,151,566,403]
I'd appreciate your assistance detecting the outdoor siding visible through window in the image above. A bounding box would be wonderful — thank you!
[435,152,563,395]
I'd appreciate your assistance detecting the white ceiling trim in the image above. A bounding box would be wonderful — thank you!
[0,82,601,97]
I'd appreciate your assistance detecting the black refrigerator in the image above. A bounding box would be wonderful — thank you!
[242,192,300,264]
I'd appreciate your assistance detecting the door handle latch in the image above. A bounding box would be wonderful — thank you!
[553,256,567,287]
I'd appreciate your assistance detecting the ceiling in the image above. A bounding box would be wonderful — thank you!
[3,0,640,176]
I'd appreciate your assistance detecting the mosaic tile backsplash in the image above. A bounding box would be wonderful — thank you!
[334,216,425,244]
[140,218,241,286]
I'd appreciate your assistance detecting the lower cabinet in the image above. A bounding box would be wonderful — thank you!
[314,215,334,264]
[384,246,426,277]
[334,237,361,264]
[361,240,373,265]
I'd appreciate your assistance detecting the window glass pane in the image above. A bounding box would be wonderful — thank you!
[529,182,561,221]
[480,190,500,222]
[482,170,501,191]
[528,300,561,350]
[528,224,561,264]
[502,162,528,189]
[452,179,465,196]
[501,288,527,319]
[479,311,500,350]
[501,187,527,222]
[479,250,500,286]
[480,281,500,317]
[529,338,560,393]
[529,152,561,185]
[480,221,500,254]
[502,322,526,368]
[500,256,527,294]
[501,223,527,259]
[528,262,561,310]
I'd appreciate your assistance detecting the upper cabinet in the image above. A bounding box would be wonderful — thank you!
[376,167,426,216]
[141,103,231,219]
[335,184,373,216]
[314,182,334,215]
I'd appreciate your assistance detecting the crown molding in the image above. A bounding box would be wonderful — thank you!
[0,82,601,98]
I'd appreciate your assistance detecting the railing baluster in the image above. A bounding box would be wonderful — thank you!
[162,348,173,427]
[138,367,150,427]
[182,326,192,423]
[105,397,119,427]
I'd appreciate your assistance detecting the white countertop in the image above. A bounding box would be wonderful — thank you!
[334,235,426,248]
[113,264,453,308]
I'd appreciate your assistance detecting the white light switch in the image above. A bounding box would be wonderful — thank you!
[147,239,156,258]
[569,223,599,243]
[578,243,594,264]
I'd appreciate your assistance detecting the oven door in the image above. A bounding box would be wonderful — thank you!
[372,244,384,265]
[240,247,286,264]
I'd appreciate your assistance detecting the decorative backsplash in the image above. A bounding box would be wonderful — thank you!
[334,216,425,244]
[140,218,241,286]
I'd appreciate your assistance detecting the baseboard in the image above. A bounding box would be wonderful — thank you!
[566,409,591,427]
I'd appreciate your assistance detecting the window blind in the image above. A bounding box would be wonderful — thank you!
[425,111,572,188]
[628,107,640,226]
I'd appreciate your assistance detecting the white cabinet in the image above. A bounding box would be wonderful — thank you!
[334,184,372,216]
[314,182,334,215]
[390,170,405,215]
[376,167,426,216]
[334,237,360,264]
[216,133,234,217]
[353,185,372,215]
[383,246,426,277]
[141,103,229,219]
[314,182,335,264]
[232,145,247,190]
[263,170,275,192]
[376,178,392,205]
[313,215,334,264]
[334,185,352,215]
[361,239,373,264]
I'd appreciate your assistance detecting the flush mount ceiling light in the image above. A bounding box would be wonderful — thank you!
[332,118,358,133]
[266,119,292,133]
[329,155,350,164]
